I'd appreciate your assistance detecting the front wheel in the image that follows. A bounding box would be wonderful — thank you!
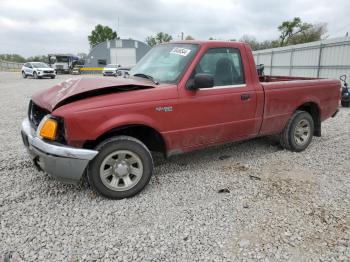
[280,111,314,152]
[33,72,38,79]
[87,136,153,199]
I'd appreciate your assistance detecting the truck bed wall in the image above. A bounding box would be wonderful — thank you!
[259,79,340,136]
[259,75,320,82]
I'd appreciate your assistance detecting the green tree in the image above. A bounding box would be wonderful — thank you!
[287,23,327,45]
[0,54,26,63]
[145,32,173,47]
[88,24,118,47]
[238,18,327,50]
[145,36,157,47]
[27,55,48,63]
[185,35,194,40]
[277,17,326,46]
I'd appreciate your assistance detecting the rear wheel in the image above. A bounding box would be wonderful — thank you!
[280,111,314,152]
[22,71,27,78]
[87,136,153,199]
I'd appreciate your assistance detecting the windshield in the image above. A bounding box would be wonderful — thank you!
[56,56,69,62]
[32,63,49,68]
[129,43,199,83]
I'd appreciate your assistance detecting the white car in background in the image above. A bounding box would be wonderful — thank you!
[21,62,56,79]
[115,66,131,77]
[102,64,120,76]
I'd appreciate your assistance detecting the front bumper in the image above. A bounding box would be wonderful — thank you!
[21,118,98,184]
[37,71,56,77]
[103,71,116,76]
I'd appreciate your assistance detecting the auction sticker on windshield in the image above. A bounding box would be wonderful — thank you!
[170,47,191,56]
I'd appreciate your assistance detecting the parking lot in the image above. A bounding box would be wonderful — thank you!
[0,71,349,261]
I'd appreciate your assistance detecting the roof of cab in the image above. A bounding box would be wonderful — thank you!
[164,40,249,48]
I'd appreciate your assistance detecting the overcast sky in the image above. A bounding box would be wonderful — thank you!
[1,0,350,57]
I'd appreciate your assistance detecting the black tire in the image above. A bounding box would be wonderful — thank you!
[341,100,350,107]
[22,71,27,78]
[280,110,314,152]
[87,136,153,199]
[51,75,56,79]
[33,72,38,79]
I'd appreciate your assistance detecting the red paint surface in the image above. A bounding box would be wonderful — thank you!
[32,41,341,155]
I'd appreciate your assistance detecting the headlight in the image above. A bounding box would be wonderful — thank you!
[38,116,58,140]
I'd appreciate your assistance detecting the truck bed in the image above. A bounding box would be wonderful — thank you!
[258,76,340,137]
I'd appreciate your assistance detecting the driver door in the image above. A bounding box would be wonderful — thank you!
[177,47,258,149]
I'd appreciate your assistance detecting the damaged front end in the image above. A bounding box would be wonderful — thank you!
[21,77,158,184]
[21,108,98,184]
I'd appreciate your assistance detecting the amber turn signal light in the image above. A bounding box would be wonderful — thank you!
[39,118,57,140]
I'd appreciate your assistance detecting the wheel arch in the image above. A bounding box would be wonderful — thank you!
[84,124,167,156]
[296,101,321,136]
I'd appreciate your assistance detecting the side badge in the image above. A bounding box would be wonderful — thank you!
[155,106,173,112]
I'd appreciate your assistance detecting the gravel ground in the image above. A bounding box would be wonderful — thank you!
[0,72,349,261]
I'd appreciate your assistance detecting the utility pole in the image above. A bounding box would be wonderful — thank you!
[181,32,184,40]
[117,17,120,38]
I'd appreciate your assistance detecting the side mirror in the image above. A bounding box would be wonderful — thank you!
[187,73,214,90]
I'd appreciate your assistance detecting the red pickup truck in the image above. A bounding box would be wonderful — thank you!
[21,41,340,199]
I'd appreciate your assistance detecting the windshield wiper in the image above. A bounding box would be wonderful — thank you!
[133,73,159,85]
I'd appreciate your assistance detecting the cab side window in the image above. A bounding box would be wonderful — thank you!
[193,48,245,86]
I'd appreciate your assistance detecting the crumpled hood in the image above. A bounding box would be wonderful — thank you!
[32,77,155,112]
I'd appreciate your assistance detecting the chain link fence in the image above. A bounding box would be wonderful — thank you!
[0,60,23,72]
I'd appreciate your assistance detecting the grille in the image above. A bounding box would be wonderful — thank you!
[28,100,49,128]
[43,70,54,74]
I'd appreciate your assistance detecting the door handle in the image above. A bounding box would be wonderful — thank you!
[241,94,250,100]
